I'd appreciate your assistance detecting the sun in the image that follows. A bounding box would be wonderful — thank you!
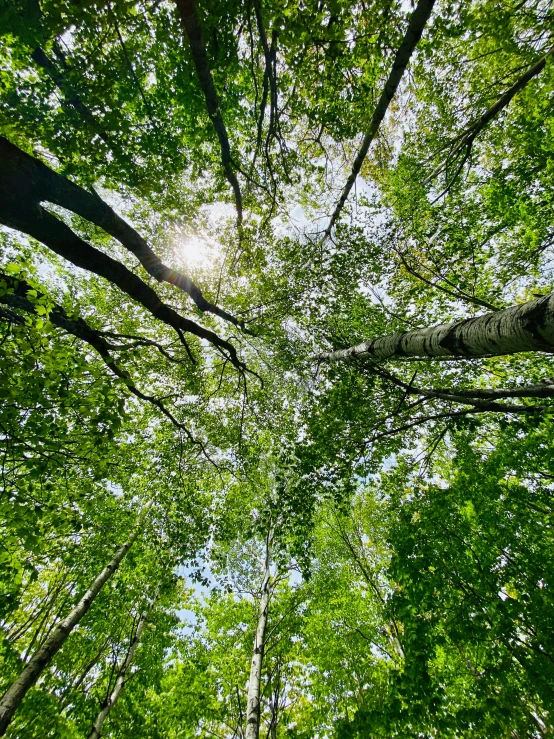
[175,233,216,269]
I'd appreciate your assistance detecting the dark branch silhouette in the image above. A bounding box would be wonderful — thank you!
[324,0,436,239]
[174,0,243,223]
[426,46,554,195]
[0,137,245,331]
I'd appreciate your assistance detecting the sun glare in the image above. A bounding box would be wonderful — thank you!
[177,234,214,269]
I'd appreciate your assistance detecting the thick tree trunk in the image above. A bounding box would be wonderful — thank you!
[325,0,436,238]
[317,294,554,362]
[0,504,151,736]
[245,563,272,739]
[87,587,159,739]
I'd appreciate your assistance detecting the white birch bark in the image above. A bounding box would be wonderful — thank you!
[87,585,159,739]
[245,550,272,739]
[0,502,152,736]
[317,294,554,362]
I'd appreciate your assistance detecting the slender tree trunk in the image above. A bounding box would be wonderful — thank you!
[59,638,111,710]
[173,0,243,222]
[0,504,151,737]
[316,293,554,362]
[245,555,272,739]
[324,0,436,238]
[87,586,159,739]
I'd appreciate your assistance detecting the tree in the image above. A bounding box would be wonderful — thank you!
[0,501,152,736]
[87,584,161,739]
[2,0,554,735]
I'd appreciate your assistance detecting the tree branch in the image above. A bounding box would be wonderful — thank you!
[0,137,245,329]
[425,46,554,189]
[0,275,219,461]
[396,248,500,312]
[372,366,554,411]
[0,201,245,373]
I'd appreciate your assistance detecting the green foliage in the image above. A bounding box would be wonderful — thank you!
[1,0,554,736]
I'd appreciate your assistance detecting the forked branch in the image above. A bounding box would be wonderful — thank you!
[0,275,217,458]
[0,138,244,329]
[425,46,554,192]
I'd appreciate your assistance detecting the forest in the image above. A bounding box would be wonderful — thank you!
[0,0,553,736]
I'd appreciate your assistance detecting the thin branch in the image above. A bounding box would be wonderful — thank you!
[425,46,554,189]
[396,248,500,311]
[0,276,220,465]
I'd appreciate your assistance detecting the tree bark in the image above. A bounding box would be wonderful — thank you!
[316,293,554,362]
[87,586,159,739]
[324,0,436,238]
[173,0,243,223]
[245,555,272,739]
[0,503,151,737]
[0,137,242,328]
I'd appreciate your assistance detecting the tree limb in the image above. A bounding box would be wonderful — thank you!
[425,46,554,190]
[396,248,500,312]
[0,137,245,329]
[0,201,245,372]
[372,366,554,411]
[0,275,218,459]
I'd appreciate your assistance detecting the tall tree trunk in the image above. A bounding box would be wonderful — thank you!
[324,0,436,238]
[173,0,243,222]
[87,586,159,739]
[245,552,272,739]
[0,504,151,737]
[316,293,554,362]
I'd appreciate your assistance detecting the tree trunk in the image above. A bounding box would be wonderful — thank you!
[245,560,272,739]
[0,504,151,737]
[324,0,436,238]
[87,586,159,739]
[316,293,554,362]
[173,0,243,222]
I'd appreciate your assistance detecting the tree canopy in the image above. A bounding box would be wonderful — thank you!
[1,0,554,736]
